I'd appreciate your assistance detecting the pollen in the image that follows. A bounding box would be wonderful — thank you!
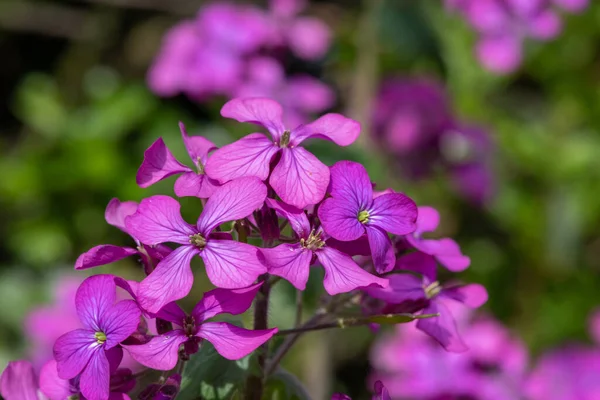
[424,281,442,299]
[280,130,291,147]
[300,229,325,251]
[358,210,370,224]
[94,331,107,344]
[189,233,207,249]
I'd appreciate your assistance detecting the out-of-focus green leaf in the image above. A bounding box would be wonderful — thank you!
[264,368,311,400]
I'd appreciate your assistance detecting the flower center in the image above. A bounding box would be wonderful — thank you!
[67,395,80,400]
[358,210,370,224]
[94,331,107,345]
[280,130,291,147]
[189,233,207,249]
[300,230,325,251]
[195,157,205,175]
[424,281,442,299]
[183,316,196,337]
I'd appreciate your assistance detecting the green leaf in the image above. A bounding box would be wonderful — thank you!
[263,368,311,400]
[365,313,438,325]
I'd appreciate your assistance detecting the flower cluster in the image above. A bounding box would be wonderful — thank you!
[445,0,589,74]
[373,78,494,204]
[149,0,334,126]
[0,97,484,400]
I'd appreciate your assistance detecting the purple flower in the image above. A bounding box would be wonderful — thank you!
[53,275,141,400]
[125,177,268,312]
[136,122,220,198]
[125,283,277,369]
[0,360,43,400]
[258,199,388,295]
[205,97,360,208]
[552,0,589,13]
[318,161,418,273]
[406,206,470,272]
[365,252,487,352]
[75,198,172,275]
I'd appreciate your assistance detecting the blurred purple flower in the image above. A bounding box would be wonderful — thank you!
[0,360,44,400]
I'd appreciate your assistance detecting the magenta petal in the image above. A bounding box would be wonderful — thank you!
[416,301,468,353]
[258,244,312,290]
[364,273,424,304]
[368,192,417,235]
[80,349,110,400]
[319,198,364,241]
[102,300,142,348]
[434,238,470,272]
[136,138,191,188]
[179,122,217,164]
[553,0,588,13]
[104,198,138,234]
[415,206,440,234]
[528,10,561,40]
[317,247,388,295]
[373,380,391,400]
[395,252,437,282]
[197,322,277,360]
[476,35,522,75]
[329,161,373,207]
[326,235,371,257]
[174,172,219,199]
[109,393,131,400]
[442,283,488,308]
[39,360,71,400]
[291,113,360,147]
[196,177,267,235]
[0,360,39,400]
[192,283,262,322]
[265,198,310,238]
[200,240,266,289]
[125,195,196,246]
[54,329,97,380]
[124,331,187,370]
[155,302,187,325]
[75,245,138,270]
[287,17,331,60]
[220,97,286,140]
[204,133,279,184]
[138,246,198,313]
[365,226,395,274]
[76,275,117,330]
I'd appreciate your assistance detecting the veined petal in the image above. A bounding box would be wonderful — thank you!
[317,247,388,295]
[75,245,138,270]
[53,329,97,380]
[179,122,217,164]
[395,252,437,282]
[265,198,310,239]
[76,274,117,331]
[155,302,187,326]
[319,198,364,241]
[0,360,39,400]
[196,177,267,235]
[138,246,198,313]
[200,240,266,289]
[220,97,285,140]
[192,282,263,322]
[290,113,360,147]
[365,226,395,273]
[258,244,312,290]
[102,300,142,348]
[80,349,110,400]
[136,138,191,188]
[174,172,220,198]
[329,161,373,209]
[364,273,425,304]
[39,360,72,400]
[204,133,279,184]
[104,198,138,234]
[368,192,417,235]
[124,331,188,370]
[270,147,329,208]
[196,322,277,360]
[442,284,488,308]
[125,196,196,245]
[416,301,468,353]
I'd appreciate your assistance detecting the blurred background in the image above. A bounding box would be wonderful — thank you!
[1,0,600,398]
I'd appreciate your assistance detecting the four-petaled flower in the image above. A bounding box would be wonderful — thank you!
[125,283,277,370]
[126,177,268,313]
[319,161,418,273]
[53,275,141,400]
[205,97,360,208]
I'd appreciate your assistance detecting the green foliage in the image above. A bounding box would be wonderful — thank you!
[264,368,312,400]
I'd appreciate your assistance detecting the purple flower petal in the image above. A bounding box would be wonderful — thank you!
[416,301,468,353]
[53,329,97,380]
[200,240,266,289]
[109,393,131,400]
[270,0,305,18]
[365,226,395,274]
[528,9,561,40]
[80,349,110,400]
[179,122,217,164]
[125,195,196,246]
[326,235,371,257]
[102,300,141,348]
[76,274,117,330]
[124,331,188,370]
[287,17,331,60]
[104,198,138,234]
[553,0,588,13]
[432,238,470,272]
[196,177,267,235]
[196,322,277,360]
[329,160,373,208]
[395,252,437,282]
[174,172,219,198]
[136,138,191,188]
[258,244,312,290]
[415,206,440,234]
[317,247,388,295]
[319,198,365,241]
[373,380,391,400]
[364,273,425,304]
[290,113,360,146]
[39,360,71,400]
[265,198,310,239]
[442,283,488,308]
[138,246,199,313]
[270,147,329,208]
[75,245,138,270]
[155,302,187,325]
[476,34,522,75]
[220,97,286,140]
[368,192,417,235]
[0,360,39,400]
[191,283,263,322]
[204,133,279,184]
